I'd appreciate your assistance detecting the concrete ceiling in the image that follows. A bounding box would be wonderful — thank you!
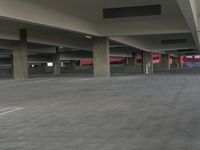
[0,0,190,35]
[0,0,198,58]
[24,0,190,36]
[130,33,196,52]
[28,0,183,22]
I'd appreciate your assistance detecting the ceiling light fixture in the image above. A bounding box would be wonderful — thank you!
[85,35,92,39]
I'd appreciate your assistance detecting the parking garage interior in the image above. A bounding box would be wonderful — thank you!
[0,0,200,149]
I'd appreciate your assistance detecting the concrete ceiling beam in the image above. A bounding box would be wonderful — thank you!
[177,0,200,50]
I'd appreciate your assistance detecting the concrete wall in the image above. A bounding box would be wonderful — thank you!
[124,63,142,74]
[0,68,12,78]
[154,63,162,72]
[28,66,53,74]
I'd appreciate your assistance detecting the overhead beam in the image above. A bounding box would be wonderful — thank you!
[176,0,200,50]
[100,19,190,36]
[110,37,148,51]
[28,30,92,51]
[0,0,98,35]
[151,45,196,52]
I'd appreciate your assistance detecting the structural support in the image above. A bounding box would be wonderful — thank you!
[142,52,153,74]
[125,53,142,74]
[69,60,76,72]
[176,0,200,50]
[53,47,61,75]
[13,29,28,79]
[179,56,184,69]
[41,63,48,73]
[93,37,110,77]
[129,53,137,65]
[154,54,170,72]
[126,53,137,73]
[171,57,180,69]
[161,54,170,71]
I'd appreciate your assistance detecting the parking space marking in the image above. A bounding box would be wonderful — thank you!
[0,107,24,117]
[0,78,57,88]
[0,107,18,112]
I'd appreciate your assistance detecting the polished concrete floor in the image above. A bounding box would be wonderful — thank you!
[0,68,200,150]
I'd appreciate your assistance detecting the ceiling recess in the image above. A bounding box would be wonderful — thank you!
[103,4,161,19]
[161,39,187,44]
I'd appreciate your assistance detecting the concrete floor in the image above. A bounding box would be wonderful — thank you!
[0,68,200,150]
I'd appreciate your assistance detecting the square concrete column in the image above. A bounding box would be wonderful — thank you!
[142,52,153,74]
[13,29,28,79]
[53,47,61,75]
[69,60,76,72]
[171,57,179,69]
[128,53,137,66]
[161,54,170,71]
[93,37,110,77]
[41,63,48,73]
[125,53,142,73]
[179,56,184,69]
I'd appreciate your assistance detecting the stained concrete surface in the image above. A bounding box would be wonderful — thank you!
[0,68,200,150]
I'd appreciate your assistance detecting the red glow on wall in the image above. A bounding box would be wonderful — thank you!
[136,55,142,63]
[153,54,161,63]
[80,54,187,66]
[80,58,127,65]
[80,59,93,65]
[178,56,187,65]
[186,56,200,62]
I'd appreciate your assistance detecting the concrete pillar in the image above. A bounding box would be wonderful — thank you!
[179,57,184,69]
[93,37,110,77]
[172,57,179,69]
[128,53,137,66]
[161,54,170,70]
[125,53,142,73]
[41,63,48,73]
[53,47,61,75]
[154,54,170,72]
[13,29,28,79]
[142,52,153,74]
[10,56,13,74]
[69,60,76,72]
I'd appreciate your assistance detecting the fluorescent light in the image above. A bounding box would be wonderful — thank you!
[47,62,53,67]
[85,35,92,39]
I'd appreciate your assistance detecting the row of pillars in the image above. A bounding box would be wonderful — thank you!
[12,30,110,79]
[93,38,183,76]
[12,30,182,80]
[127,52,182,74]
[13,29,62,79]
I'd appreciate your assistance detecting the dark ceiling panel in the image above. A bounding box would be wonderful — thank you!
[161,39,187,44]
[103,4,161,19]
